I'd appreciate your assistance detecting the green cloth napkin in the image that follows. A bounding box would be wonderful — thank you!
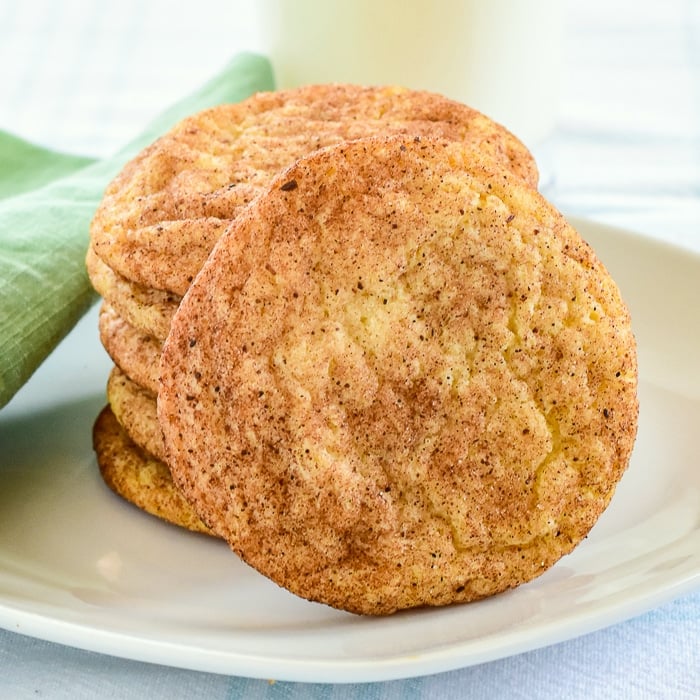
[0,53,274,409]
[0,133,96,201]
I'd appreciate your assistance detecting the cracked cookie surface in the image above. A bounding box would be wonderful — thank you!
[159,135,638,615]
[89,84,538,296]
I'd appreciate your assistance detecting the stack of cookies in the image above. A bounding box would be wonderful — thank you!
[87,85,539,536]
[87,85,638,615]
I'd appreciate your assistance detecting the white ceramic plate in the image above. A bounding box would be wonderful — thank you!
[1,217,698,683]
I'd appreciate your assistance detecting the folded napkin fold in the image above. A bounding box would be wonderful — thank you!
[0,53,274,409]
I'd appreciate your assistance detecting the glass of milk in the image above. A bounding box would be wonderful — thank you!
[254,0,563,155]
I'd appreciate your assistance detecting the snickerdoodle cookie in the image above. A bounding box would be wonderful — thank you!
[158,136,638,615]
[99,303,162,395]
[106,366,164,461]
[86,247,179,342]
[93,406,213,536]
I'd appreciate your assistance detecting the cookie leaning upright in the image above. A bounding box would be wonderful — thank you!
[158,135,638,616]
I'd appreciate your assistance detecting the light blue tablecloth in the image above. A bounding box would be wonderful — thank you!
[0,1,698,697]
